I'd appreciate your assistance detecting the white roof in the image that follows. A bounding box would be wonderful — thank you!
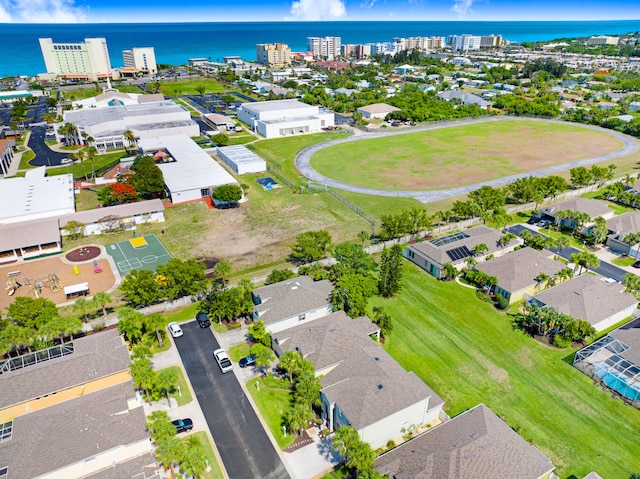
[217,145,266,168]
[64,282,89,295]
[240,99,312,113]
[0,170,75,224]
[138,135,237,193]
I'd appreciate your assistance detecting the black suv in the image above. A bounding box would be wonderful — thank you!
[196,312,211,328]
[171,418,193,433]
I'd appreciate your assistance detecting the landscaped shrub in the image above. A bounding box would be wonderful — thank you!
[496,293,509,310]
[552,334,572,348]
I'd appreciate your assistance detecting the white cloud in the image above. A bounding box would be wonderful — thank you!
[0,0,88,23]
[451,0,474,15]
[288,0,346,20]
[360,0,378,8]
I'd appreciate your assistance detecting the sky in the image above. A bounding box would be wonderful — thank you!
[0,0,639,23]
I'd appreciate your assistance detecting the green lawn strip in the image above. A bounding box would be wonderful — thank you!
[226,135,256,146]
[75,188,101,211]
[175,98,200,115]
[157,365,193,406]
[162,303,199,324]
[18,150,35,169]
[47,151,126,179]
[611,256,636,267]
[186,431,226,479]
[62,87,102,101]
[115,84,144,94]
[247,376,295,449]
[538,228,588,251]
[310,121,620,191]
[370,262,640,478]
[228,342,251,362]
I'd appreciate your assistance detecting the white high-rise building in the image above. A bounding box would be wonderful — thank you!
[307,36,341,60]
[447,34,482,52]
[122,47,157,75]
[39,37,113,81]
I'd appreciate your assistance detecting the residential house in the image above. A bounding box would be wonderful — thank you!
[375,404,556,479]
[272,311,446,449]
[475,247,567,304]
[0,329,157,478]
[530,273,638,332]
[606,211,640,256]
[404,226,523,279]
[333,87,359,97]
[356,103,400,120]
[630,101,640,113]
[252,276,333,333]
[436,90,491,109]
[540,197,614,230]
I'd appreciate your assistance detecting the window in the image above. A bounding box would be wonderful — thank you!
[407,250,415,259]
[0,466,7,479]
[0,422,11,443]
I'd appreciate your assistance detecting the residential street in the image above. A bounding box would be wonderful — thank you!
[175,321,291,479]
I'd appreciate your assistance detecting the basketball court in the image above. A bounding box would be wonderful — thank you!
[106,234,172,276]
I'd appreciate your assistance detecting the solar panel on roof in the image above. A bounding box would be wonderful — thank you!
[446,245,472,262]
[430,231,469,247]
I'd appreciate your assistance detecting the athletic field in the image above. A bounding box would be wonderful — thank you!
[106,234,172,276]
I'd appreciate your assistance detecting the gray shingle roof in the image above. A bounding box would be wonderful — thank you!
[475,247,565,294]
[0,217,60,252]
[58,199,165,228]
[82,453,158,479]
[0,381,149,479]
[532,274,638,327]
[375,404,555,479]
[0,329,130,409]
[541,198,612,219]
[606,211,640,236]
[437,90,491,107]
[273,311,443,430]
[253,276,333,326]
[357,103,400,114]
[408,225,520,267]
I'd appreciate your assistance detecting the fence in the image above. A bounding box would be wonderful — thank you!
[326,189,377,234]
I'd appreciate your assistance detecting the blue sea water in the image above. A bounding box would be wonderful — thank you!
[1,20,640,78]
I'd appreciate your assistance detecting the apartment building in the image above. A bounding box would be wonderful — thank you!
[588,36,620,45]
[256,43,291,67]
[447,34,482,51]
[308,36,341,60]
[122,47,157,75]
[39,37,113,81]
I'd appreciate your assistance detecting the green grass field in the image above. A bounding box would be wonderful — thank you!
[161,366,193,407]
[369,262,640,479]
[159,78,234,96]
[247,376,295,449]
[46,151,126,179]
[311,121,623,191]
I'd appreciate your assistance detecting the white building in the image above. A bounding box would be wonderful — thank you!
[447,34,482,51]
[308,36,341,60]
[138,135,238,203]
[39,37,113,81]
[216,145,266,174]
[61,100,198,150]
[237,99,334,139]
[122,47,157,75]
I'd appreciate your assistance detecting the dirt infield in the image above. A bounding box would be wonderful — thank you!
[0,254,116,311]
[65,246,101,262]
[310,120,624,191]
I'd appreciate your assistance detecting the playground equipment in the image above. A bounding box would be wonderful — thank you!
[93,260,103,273]
[14,273,64,298]
[73,265,80,275]
[5,278,22,296]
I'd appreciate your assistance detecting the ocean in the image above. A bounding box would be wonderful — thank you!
[1,20,640,78]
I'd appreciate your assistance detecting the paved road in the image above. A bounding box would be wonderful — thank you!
[295,117,639,203]
[28,125,68,167]
[506,224,628,282]
[175,322,290,479]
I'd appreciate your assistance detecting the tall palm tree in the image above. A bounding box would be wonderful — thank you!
[442,263,458,281]
[623,232,640,259]
[123,130,135,152]
[83,146,98,181]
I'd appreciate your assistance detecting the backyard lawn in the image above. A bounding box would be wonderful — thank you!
[369,261,640,479]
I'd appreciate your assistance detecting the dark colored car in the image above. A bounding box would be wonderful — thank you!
[196,311,210,328]
[633,261,640,269]
[239,354,256,368]
[171,418,193,433]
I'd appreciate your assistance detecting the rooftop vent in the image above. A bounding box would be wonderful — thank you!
[377,384,383,390]
[374,357,380,361]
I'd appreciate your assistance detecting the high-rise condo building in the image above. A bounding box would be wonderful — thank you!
[39,37,112,81]
[122,47,157,75]
[256,43,292,67]
[307,36,342,60]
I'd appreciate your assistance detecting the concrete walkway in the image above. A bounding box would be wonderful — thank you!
[295,117,639,203]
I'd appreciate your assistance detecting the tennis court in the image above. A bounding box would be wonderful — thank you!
[106,234,172,276]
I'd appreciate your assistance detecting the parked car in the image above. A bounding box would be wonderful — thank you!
[171,418,193,434]
[213,348,233,373]
[196,311,210,328]
[239,354,256,368]
[633,261,640,269]
[168,322,183,338]
[60,157,73,165]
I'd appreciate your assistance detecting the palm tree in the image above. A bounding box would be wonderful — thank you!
[123,130,135,152]
[156,368,178,404]
[442,263,458,281]
[357,230,369,248]
[73,298,90,322]
[279,350,302,385]
[623,232,640,259]
[155,435,185,479]
[465,256,477,270]
[83,145,98,181]
[180,435,208,478]
[535,273,550,291]
[474,243,488,257]
[499,232,516,248]
[91,292,111,320]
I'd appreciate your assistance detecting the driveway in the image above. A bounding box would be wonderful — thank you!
[506,224,628,282]
[175,322,290,479]
[28,125,68,167]
[295,117,639,203]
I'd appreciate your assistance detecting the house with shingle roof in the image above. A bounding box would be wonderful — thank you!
[375,403,555,479]
[475,247,567,304]
[605,211,640,256]
[530,273,638,332]
[356,103,400,120]
[437,90,491,109]
[540,197,614,230]
[252,275,334,333]
[272,311,446,449]
[404,225,523,279]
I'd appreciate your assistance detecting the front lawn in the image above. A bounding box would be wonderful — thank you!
[159,365,193,407]
[187,431,226,479]
[46,151,127,179]
[369,261,640,479]
[247,376,294,449]
[611,256,637,267]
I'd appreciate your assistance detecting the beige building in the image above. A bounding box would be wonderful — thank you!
[39,37,113,81]
[122,47,157,75]
[256,43,291,67]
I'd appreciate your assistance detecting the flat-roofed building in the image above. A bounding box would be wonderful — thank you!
[122,47,157,75]
[216,145,266,174]
[256,43,291,67]
[588,36,620,45]
[237,99,334,139]
[138,134,238,203]
[308,36,341,60]
[39,37,114,81]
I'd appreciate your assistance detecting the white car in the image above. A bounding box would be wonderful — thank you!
[213,348,232,373]
[168,322,183,338]
[60,157,73,165]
